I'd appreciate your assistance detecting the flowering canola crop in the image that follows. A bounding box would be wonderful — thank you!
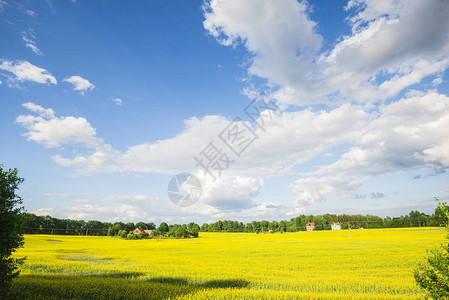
[11,228,445,299]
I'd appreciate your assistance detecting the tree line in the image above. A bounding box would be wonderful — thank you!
[200,208,447,233]
[21,206,448,236]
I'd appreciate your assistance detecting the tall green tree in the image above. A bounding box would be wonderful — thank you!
[158,222,169,236]
[0,166,25,294]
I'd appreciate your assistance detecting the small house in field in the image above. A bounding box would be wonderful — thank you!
[331,223,341,230]
[132,227,153,236]
[132,227,145,234]
[306,222,315,231]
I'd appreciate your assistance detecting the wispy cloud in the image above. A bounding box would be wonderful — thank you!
[25,9,36,17]
[112,97,122,106]
[21,29,42,55]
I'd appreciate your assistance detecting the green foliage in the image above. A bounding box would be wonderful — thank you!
[135,222,147,230]
[126,233,136,240]
[414,197,449,298]
[107,226,114,237]
[0,165,25,295]
[158,222,169,234]
[117,230,127,238]
[135,233,148,239]
[174,227,188,239]
[414,241,449,299]
[146,222,156,230]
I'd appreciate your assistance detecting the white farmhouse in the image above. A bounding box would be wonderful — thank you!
[331,223,342,230]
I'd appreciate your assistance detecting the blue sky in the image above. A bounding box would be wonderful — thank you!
[1,0,449,224]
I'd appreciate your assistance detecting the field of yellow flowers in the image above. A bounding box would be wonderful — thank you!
[11,228,445,299]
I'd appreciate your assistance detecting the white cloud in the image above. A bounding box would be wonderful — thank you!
[42,193,71,198]
[63,75,94,95]
[112,98,122,106]
[0,60,57,86]
[32,207,54,216]
[285,91,449,212]
[16,90,449,215]
[317,92,449,176]
[203,0,449,106]
[28,103,369,178]
[197,173,263,211]
[22,102,55,119]
[204,0,324,106]
[21,30,42,55]
[16,102,369,213]
[25,9,36,17]
[16,102,103,148]
[0,0,7,12]
[290,175,367,210]
[322,0,449,102]
[31,193,219,223]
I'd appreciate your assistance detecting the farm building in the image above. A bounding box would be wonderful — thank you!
[132,227,153,235]
[331,223,342,230]
[306,222,315,231]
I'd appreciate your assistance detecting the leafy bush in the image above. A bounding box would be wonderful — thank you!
[414,241,449,299]
[126,233,136,240]
[117,230,127,238]
[136,233,148,239]
[415,197,449,298]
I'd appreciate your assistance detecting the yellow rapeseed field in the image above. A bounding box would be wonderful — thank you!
[11,228,446,299]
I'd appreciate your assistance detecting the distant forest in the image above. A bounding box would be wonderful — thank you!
[22,205,448,236]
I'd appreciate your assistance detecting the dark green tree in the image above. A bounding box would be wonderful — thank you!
[0,166,25,295]
[135,222,147,229]
[145,222,156,230]
[174,227,188,238]
[158,222,169,236]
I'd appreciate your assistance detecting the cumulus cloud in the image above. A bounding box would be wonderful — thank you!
[204,0,324,105]
[33,193,220,223]
[19,100,372,179]
[203,0,449,105]
[198,173,263,211]
[63,75,94,95]
[283,91,449,211]
[323,0,449,102]
[16,101,371,213]
[0,60,57,86]
[316,92,449,176]
[200,1,449,213]
[16,102,102,148]
[290,175,367,210]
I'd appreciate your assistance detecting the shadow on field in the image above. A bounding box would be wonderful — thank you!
[10,274,250,299]
[89,271,144,278]
[147,276,250,288]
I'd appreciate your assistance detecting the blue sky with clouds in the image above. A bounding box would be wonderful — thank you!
[1,0,449,224]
